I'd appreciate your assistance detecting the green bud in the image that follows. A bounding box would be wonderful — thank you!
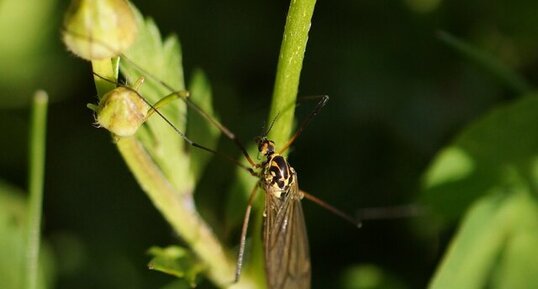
[62,0,137,60]
[96,87,149,137]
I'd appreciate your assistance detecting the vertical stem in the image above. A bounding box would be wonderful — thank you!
[243,0,318,286]
[92,58,119,97]
[268,0,318,150]
[25,90,49,289]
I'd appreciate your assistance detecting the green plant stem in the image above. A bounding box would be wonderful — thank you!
[268,0,318,148]
[25,90,48,289]
[239,0,319,286]
[92,58,119,96]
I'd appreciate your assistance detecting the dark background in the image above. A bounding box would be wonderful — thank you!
[1,0,537,288]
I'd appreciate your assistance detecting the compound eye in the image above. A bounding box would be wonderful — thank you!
[262,141,275,156]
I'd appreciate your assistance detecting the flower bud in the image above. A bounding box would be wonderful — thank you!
[96,87,149,137]
[62,0,137,60]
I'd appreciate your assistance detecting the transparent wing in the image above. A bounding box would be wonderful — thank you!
[263,172,310,289]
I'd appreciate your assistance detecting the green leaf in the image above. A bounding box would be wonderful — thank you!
[424,94,538,288]
[429,185,538,289]
[187,69,220,182]
[118,5,193,193]
[428,192,507,289]
[421,94,538,223]
[148,246,205,287]
[491,190,538,289]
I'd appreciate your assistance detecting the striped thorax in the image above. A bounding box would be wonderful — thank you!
[257,137,298,199]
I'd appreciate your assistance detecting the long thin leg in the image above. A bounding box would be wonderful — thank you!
[75,30,258,168]
[356,204,425,220]
[146,98,257,176]
[115,54,260,168]
[92,72,258,176]
[301,190,362,228]
[278,95,329,155]
[234,182,260,283]
[147,90,190,118]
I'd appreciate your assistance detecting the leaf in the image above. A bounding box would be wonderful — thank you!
[187,69,221,182]
[491,189,538,289]
[423,94,538,288]
[148,246,205,287]
[117,5,193,193]
[429,184,538,289]
[428,192,507,289]
[121,9,185,101]
[421,94,538,223]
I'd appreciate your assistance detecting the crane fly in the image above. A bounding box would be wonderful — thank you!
[63,17,360,289]
[255,137,312,289]
[232,96,361,289]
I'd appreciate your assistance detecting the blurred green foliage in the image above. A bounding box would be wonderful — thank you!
[0,181,54,289]
[2,0,538,288]
[147,246,205,287]
[421,95,538,288]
